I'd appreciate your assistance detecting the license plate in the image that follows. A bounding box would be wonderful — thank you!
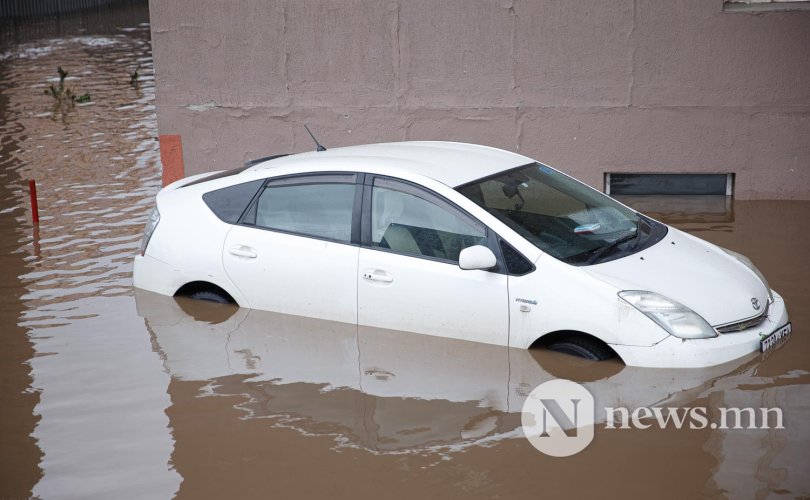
[761,322,791,353]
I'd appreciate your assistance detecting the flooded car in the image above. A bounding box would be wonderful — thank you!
[133,142,790,368]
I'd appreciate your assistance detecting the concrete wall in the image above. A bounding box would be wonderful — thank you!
[148,0,810,199]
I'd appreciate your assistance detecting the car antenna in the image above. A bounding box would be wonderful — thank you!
[303,124,326,152]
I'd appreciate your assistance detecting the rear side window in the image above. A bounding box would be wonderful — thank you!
[203,180,264,223]
[252,183,356,242]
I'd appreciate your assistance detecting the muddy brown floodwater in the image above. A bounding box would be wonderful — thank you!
[1,6,809,500]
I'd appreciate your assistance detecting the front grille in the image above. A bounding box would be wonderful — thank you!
[715,301,770,334]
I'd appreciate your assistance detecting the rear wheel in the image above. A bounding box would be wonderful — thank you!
[189,290,230,304]
[546,336,614,361]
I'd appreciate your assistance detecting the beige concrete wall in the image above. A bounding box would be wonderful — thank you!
[148,0,810,199]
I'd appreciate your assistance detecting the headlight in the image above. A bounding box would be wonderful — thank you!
[721,248,773,302]
[619,291,718,339]
[140,206,160,256]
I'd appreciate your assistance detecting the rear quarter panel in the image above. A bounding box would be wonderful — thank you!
[144,180,247,304]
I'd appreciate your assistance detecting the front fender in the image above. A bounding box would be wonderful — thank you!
[509,254,670,349]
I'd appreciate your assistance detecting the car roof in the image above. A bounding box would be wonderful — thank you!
[249,141,534,187]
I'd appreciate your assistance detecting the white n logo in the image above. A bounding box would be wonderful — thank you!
[522,380,595,457]
[539,398,581,437]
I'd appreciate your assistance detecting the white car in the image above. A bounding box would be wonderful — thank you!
[134,141,790,368]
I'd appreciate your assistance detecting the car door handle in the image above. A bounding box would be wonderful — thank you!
[362,270,393,283]
[229,245,257,259]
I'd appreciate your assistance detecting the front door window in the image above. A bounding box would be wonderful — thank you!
[370,179,487,263]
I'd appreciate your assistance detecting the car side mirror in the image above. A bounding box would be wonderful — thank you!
[458,245,497,271]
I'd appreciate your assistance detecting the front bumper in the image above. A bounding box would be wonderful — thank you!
[611,291,789,368]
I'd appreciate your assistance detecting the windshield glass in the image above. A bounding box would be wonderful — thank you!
[458,163,664,265]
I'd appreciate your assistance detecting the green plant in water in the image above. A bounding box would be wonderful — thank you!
[44,66,91,106]
[129,63,141,88]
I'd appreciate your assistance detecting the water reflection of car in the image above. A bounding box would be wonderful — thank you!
[137,291,757,454]
[134,141,789,368]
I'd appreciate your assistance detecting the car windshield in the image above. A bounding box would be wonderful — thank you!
[458,163,664,265]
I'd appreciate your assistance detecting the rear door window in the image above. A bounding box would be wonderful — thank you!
[246,175,357,243]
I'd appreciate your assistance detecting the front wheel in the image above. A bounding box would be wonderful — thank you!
[546,337,614,361]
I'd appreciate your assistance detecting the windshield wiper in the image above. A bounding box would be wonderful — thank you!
[629,216,649,251]
[584,221,642,265]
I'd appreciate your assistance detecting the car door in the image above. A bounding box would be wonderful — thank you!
[357,176,509,345]
[223,173,362,324]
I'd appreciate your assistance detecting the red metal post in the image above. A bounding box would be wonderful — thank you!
[29,179,39,225]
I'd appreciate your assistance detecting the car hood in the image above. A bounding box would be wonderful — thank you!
[584,227,769,327]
